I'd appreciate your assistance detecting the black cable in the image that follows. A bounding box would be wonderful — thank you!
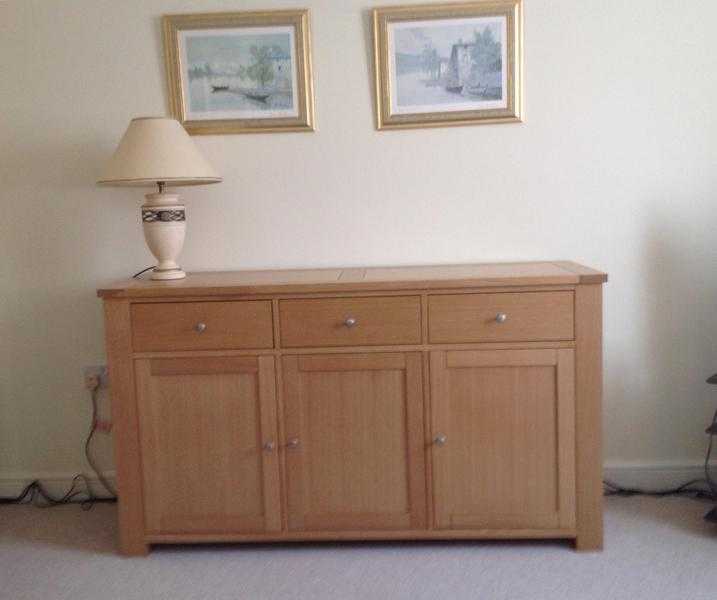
[85,386,117,498]
[0,476,114,510]
[703,407,717,497]
[604,478,715,500]
[0,388,117,509]
[132,265,155,279]
[604,406,716,502]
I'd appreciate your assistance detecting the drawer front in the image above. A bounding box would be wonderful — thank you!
[428,291,574,343]
[132,301,274,352]
[279,296,421,348]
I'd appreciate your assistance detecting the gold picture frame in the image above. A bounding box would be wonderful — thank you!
[163,10,315,135]
[372,1,523,130]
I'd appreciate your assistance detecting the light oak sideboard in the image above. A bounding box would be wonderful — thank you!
[98,261,607,555]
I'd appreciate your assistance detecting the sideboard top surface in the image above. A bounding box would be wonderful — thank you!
[97,261,607,299]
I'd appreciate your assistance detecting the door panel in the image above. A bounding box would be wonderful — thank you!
[283,352,426,531]
[135,356,281,534]
[430,349,575,530]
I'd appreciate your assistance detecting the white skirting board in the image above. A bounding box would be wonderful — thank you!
[0,472,117,499]
[0,464,714,499]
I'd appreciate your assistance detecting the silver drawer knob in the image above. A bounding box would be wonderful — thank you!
[287,437,301,449]
[495,313,508,324]
[434,434,447,446]
[194,322,207,333]
[344,317,358,328]
[263,441,275,452]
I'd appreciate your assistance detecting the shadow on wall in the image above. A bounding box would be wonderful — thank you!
[0,127,146,280]
[638,207,717,461]
[0,133,111,189]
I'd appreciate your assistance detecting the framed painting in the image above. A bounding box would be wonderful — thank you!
[163,10,315,134]
[372,1,523,130]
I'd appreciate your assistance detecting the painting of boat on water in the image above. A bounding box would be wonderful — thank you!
[180,27,298,119]
[390,16,507,114]
[373,2,522,129]
[163,11,315,134]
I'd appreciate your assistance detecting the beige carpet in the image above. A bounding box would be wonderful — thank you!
[1,496,715,600]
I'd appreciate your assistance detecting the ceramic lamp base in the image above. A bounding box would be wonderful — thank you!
[150,267,186,280]
[141,192,187,281]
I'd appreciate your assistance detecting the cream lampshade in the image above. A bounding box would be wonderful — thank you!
[98,117,221,280]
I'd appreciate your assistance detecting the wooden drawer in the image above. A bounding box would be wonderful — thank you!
[279,296,421,348]
[428,291,574,343]
[131,301,274,352]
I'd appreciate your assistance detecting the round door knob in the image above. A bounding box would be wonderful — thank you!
[344,317,358,328]
[263,441,275,452]
[195,322,207,333]
[287,437,301,449]
[434,434,447,446]
[495,313,508,324]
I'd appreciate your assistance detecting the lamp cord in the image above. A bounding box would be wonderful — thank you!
[132,265,155,279]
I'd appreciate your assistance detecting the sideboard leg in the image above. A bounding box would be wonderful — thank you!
[575,532,602,552]
[119,535,150,557]
[574,284,604,552]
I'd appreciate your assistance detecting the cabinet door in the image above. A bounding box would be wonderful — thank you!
[430,349,575,530]
[283,353,426,531]
[135,356,281,534]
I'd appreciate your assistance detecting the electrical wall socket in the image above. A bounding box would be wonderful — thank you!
[83,365,109,390]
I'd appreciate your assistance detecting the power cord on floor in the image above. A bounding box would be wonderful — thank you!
[0,385,117,510]
[603,478,714,500]
[603,406,717,507]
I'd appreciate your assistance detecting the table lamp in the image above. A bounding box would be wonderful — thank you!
[98,117,221,280]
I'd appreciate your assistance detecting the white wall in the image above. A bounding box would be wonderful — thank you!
[2,0,716,486]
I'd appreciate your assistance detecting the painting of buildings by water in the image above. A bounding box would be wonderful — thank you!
[180,27,298,120]
[389,17,507,114]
